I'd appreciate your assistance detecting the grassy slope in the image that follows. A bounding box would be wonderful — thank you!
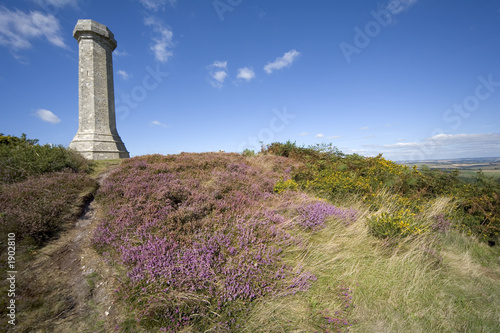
[94,152,500,332]
[2,137,498,332]
[246,210,500,332]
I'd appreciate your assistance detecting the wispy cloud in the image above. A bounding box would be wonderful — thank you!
[114,49,129,57]
[360,126,369,130]
[33,109,61,124]
[208,60,228,88]
[140,0,176,11]
[117,70,129,80]
[298,132,309,136]
[144,16,174,63]
[32,0,79,8]
[0,7,67,55]
[315,134,325,138]
[236,67,255,81]
[150,120,168,128]
[264,49,300,74]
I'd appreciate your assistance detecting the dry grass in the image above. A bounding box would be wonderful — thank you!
[242,194,500,332]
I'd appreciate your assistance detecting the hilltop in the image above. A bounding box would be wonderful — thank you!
[1,137,499,332]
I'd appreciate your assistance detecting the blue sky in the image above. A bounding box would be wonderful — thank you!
[1,0,499,160]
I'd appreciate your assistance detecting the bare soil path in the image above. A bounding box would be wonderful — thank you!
[15,166,124,332]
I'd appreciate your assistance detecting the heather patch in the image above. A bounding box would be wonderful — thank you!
[0,171,98,245]
[92,153,324,331]
[296,201,359,230]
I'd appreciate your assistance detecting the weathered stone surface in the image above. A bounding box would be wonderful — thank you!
[69,19,129,160]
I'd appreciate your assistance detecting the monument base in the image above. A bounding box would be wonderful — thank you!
[69,132,129,160]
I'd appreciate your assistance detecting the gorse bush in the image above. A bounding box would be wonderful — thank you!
[367,209,429,239]
[264,141,500,244]
[274,178,298,194]
[0,133,91,184]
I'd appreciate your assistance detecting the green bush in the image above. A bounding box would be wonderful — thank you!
[274,178,298,194]
[267,141,500,244]
[367,209,429,239]
[0,133,91,184]
[242,149,255,157]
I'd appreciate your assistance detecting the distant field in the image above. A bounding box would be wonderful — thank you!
[397,157,500,181]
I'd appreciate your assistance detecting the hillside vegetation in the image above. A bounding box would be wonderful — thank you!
[1,136,499,332]
[0,134,98,330]
[92,142,499,332]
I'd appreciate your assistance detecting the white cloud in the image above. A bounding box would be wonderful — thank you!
[117,70,129,80]
[315,134,325,138]
[298,132,309,136]
[144,16,174,63]
[140,0,176,11]
[150,120,168,127]
[0,7,67,53]
[264,49,300,74]
[361,126,369,130]
[236,67,255,81]
[208,60,228,88]
[213,71,227,82]
[33,109,61,124]
[211,60,227,69]
[114,49,129,57]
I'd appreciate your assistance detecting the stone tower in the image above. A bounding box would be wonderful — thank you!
[69,19,129,160]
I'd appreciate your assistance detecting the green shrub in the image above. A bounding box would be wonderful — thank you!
[274,178,298,194]
[267,141,500,244]
[242,149,255,157]
[0,133,91,184]
[367,209,429,239]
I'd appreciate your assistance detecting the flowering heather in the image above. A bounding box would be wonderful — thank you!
[431,214,452,233]
[0,171,97,245]
[297,201,359,230]
[92,153,322,331]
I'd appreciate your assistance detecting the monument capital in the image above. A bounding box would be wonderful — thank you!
[73,19,117,51]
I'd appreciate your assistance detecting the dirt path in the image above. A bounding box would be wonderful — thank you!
[16,167,124,332]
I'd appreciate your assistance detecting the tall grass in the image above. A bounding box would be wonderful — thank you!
[244,194,500,332]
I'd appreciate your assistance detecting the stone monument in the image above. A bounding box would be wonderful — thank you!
[69,19,129,160]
